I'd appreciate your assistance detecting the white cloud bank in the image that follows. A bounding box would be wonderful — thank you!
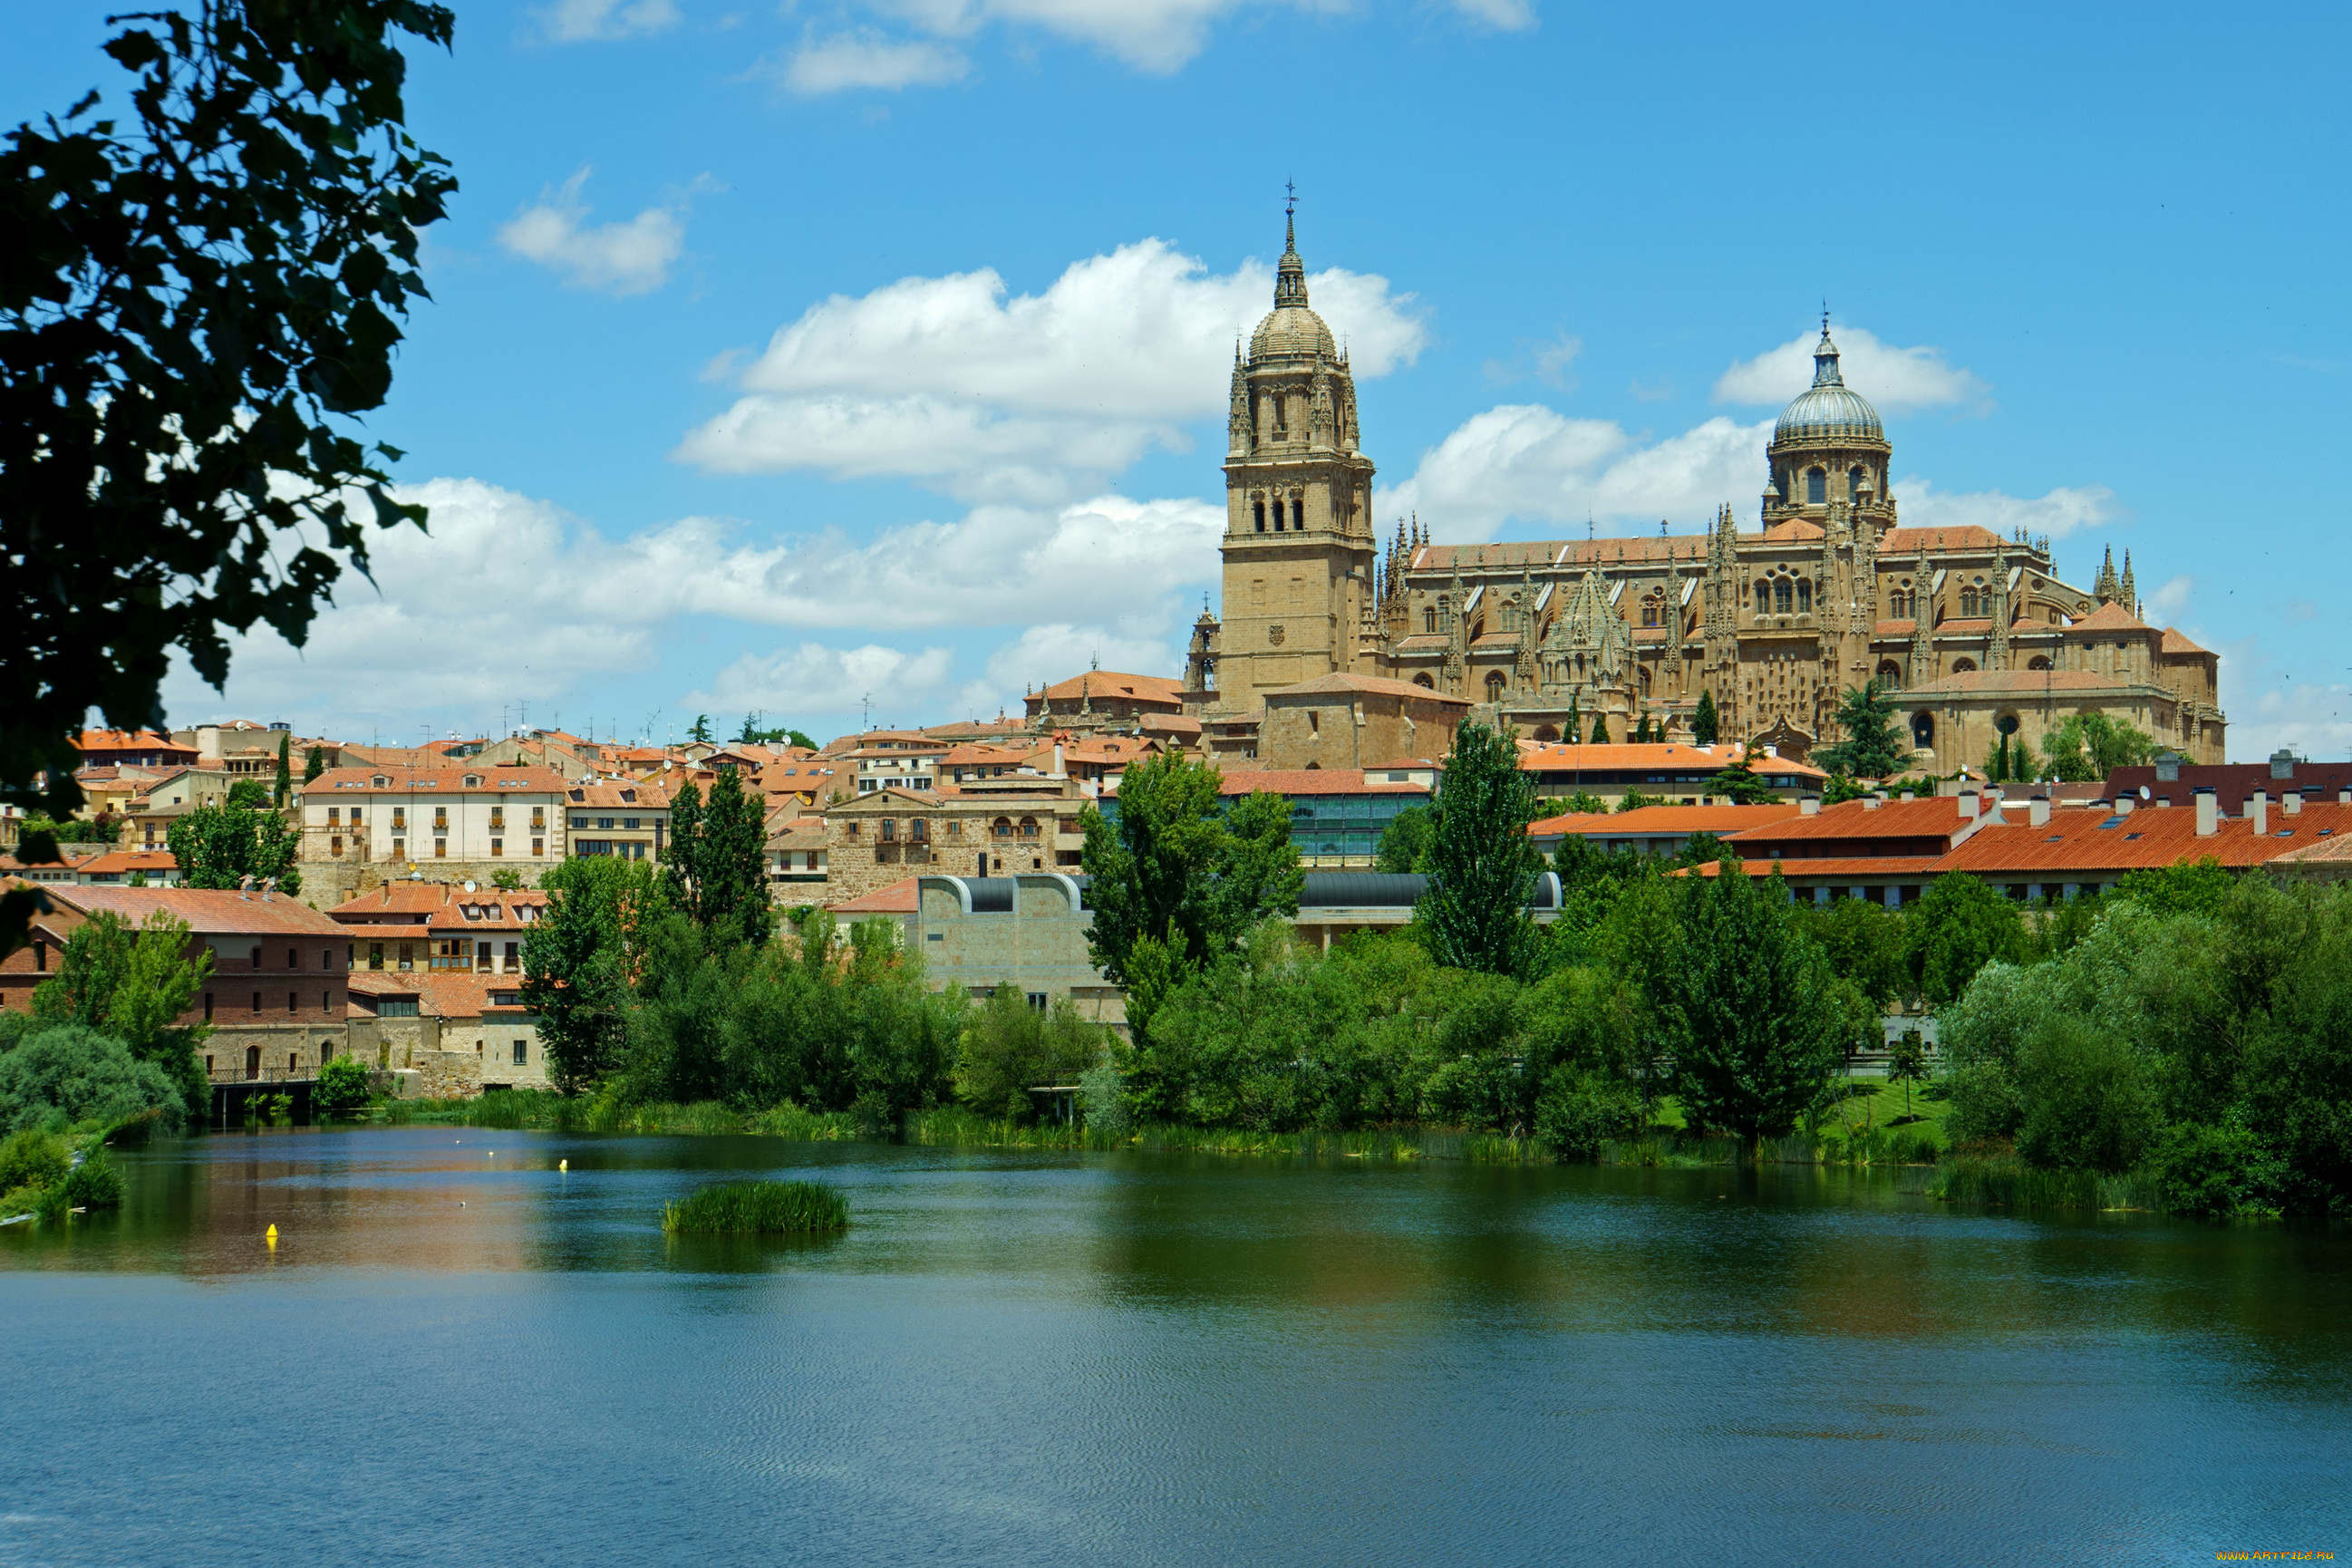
[498,169,692,296]
[773,32,971,94]
[163,479,1222,733]
[1714,324,1990,412]
[1896,478,2118,541]
[677,237,1425,501]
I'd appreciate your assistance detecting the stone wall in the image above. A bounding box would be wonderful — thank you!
[295,857,555,913]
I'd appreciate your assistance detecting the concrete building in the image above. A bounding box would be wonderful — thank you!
[563,779,672,862]
[295,762,572,905]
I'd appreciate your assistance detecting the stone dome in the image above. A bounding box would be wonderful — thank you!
[1773,325,1883,441]
[1247,210,1339,363]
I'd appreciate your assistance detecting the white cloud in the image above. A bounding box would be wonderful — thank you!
[1377,407,1768,541]
[1449,0,1536,29]
[1714,324,1991,412]
[534,0,680,43]
[983,624,1183,696]
[2144,574,2193,622]
[2224,665,2352,769]
[775,32,970,93]
[677,237,1424,501]
[498,169,689,296]
[1897,478,2117,540]
[160,479,1220,735]
[686,643,959,721]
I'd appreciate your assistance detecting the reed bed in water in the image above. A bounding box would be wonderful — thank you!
[662,1179,848,1234]
[1929,1155,2165,1213]
[380,1092,860,1140]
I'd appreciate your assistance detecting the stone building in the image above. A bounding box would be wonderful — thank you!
[295,762,572,907]
[1191,225,2225,774]
[821,772,1097,904]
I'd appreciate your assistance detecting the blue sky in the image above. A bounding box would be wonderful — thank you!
[9,1,2348,757]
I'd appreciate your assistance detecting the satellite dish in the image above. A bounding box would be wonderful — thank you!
[2139,785,2151,800]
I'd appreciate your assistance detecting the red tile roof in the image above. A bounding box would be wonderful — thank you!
[1530,803,1801,837]
[2160,627,2212,656]
[827,877,919,915]
[2068,601,2152,632]
[1033,671,1185,704]
[48,885,345,934]
[75,850,179,876]
[1516,741,1831,780]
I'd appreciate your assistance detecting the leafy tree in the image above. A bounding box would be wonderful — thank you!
[0,1,455,949]
[521,856,669,1094]
[686,714,713,744]
[1080,752,1300,1008]
[1418,721,1543,978]
[303,745,326,784]
[2115,857,2234,919]
[1375,804,1434,873]
[1589,712,1611,744]
[1557,791,1608,816]
[1906,872,2029,1008]
[1616,788,1665,813]
[1692,690,1719,745]
[1821,770,1871,806]
[0,1024,184,1134]
[2013,1015,2161,1173]
[227,779,270,810]
[1886,1028,1931,1118]
[956,986,1099,1121]
[21,812,119,845]
[2040,712,2154,782]
[1813,680,1908,779]
[166,796,300,894]
[315,1054,373,1114]
[660,768,770,946]
[489,867,523,891]
[31,908,212,1118]
[1796,895,1909,1011]
[272,733,292,807]
[1636,867,1854,1141]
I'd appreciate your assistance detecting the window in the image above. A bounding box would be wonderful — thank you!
[1961,588,1979,616]
[251,991,261,1013]
[392,838,404,860]
[331,836,344,857]
[1253,499,1266,531]
[288,947,298,969]
[532,838,544,857]
[432,808,447,829]
[1849,465,1866,498]
[377,999,420,1019]
[392,808,406,828]
[598,818,614,831]
[992,816,1011,838]
[531,808,545,829]
[288,992,297,1014]
[1806,468,1826,504]
[477,941,493,972]
[571,816,589,830]
[947,820,962,837]
[1424,607,1437,633]
[505,942,519,972]
[434,838,447,858]
[203,992,213,1021]
[369,942,383,971]
[1755,582,1771,614]
[1291,498,1305,529]
[489,809,505,830]
[398,942,415,972]
[1026,992,1048,1011]
[881,818,896,842]
[1020,816,1040,838]
[32,941,45,973]
[624,818,640,830]
[1774,578,1793,615]
[1485,670,1506,700]
[512,1040,528,1066]
[490,838,503,857]
[249,944,263,970]
[328,806,340,825]
[1795,580,1812,614]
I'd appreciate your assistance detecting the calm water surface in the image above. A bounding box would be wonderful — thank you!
[0,1129,2346,1566]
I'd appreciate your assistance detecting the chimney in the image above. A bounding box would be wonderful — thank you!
[1958,790,1980,821]
[2283,789,2303,817]
[2155,750,2182,783]
[198,724,222,762]
[2194,787,2218,837]
[2028,796,2051,828]
[2249,791,2268,837]
[2339,788,2351,807]
[2115,796,2135,816]
[1900,790,1914,802]
[2270,748,2298,780]
[1799,795,1821,816]
[261,876,276,902]
[1860,795,1881,811]
[1051,742,1066,779]
[237,873,254,900]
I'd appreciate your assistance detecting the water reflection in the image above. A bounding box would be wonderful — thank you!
[0,1129,2345,1566]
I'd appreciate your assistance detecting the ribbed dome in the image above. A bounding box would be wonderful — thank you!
[1247,209,1339,362]
[1774,325,1883,441]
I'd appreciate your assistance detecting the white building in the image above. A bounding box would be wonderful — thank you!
[298,764,573,867]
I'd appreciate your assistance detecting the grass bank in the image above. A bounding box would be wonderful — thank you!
[371,1090,861,1140]
[1928,1154,2166,1214]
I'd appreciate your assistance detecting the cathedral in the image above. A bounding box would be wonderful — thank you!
[1184,215,2226,772]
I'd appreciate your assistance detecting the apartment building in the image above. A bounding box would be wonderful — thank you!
[299,764,571,867]
[330,881,548,977]
[563,779,672,861]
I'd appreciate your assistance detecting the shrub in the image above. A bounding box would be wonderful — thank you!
[2013,1016,2161,1174]
[1534,1067,1641,1158]
[955,986,1099,1122]
[1079,1055,1130,1138]
[0,1025,184,1134]
[0,1129,71,1193]
[661,1179,847,1234]
[2154,1123,2275,1218]
[315,1055,373,1115]
[63,1148,125,1209]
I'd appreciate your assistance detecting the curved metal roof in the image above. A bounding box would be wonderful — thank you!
[1773,326,1883,441]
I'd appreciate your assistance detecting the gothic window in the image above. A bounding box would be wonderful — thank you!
[1912,712,1935,749]
[1754,582,1771,615]
[1877,660,1903,682]
[2028,655,2052,672]
[1424,607,1437,634]
[1253,499,1266,532]
[1960,588,1979,616]
[1639,666,1652,695]
[1775,578,1794,615]
[1951,658,1978,673]
[1806,468,1827,504]
[1485,671,1506,701]
[1413,673,1436,690]
[1291,498,1305,530]
[1796,579,1813,614]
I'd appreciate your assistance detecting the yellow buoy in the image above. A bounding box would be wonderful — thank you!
[559,1159,568,1171]
[266,1224,278,1248]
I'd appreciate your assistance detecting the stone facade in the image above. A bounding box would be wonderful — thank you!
[822,774,1097,904]
[907,874,1127,1030]
[1194,243,2225,775]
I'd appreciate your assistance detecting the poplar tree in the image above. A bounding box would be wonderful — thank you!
[1693,691,1719,745]
[272,732,291,806]
[1589,712,1611,744]
[1418,720,1543,978]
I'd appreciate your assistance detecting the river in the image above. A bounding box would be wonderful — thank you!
[0,1128,2344,1566]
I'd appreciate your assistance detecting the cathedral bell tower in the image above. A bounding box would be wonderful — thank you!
[1215,205,1378,708]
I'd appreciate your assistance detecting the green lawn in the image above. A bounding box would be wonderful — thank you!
[1826,1077,1951,1140]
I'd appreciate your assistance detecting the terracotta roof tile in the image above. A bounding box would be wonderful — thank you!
[49,885,345,934]
[1530,803,1801,836]
[827,877,919,915]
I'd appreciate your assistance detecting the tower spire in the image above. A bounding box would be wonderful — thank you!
[1274,184,1308,309]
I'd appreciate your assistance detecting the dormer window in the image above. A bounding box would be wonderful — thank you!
[463,774,480,787]
[372,775,388,787]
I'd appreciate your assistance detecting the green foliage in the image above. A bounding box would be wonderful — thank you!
[303,746,326,784]
[660,769,772,947]
[955,986,1101,1121]
[1886,1028,1931,1117]
[63,1147,125,1209]
[1906,872,2029,1008]
[2040,711,2155,782]
[2013,1015,2161,1173]
[686,715,713,744]
[0,1024,184,1134]
[1633,868,1855,1140]
[1702,744,1779,805]
[1080,751,1302,1008]
[1079,1054,1129,1137]
[166,796,301,894]
[1813,680,1908,779]
[31,908,210,1118]
[1691,690,1718,746]
[315,1054,373,1114]
[662,1179,847,1234]
[489,868,523,891]
[1821,771,1871,806]
[1615,789,1666,813]
[732,717,818,750]
[273,733,292,807]
[1418,721,1543,978]
[1796,895,1909,1010]
[1557,791,1607,816]
[1588,712,1611,744]
[1374,804,1434,873]
[21,813,119,845]
[0,1130,72,1195]
[0,1,453,854]
[2115,857,2233,919]
[521,855,671,1094]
